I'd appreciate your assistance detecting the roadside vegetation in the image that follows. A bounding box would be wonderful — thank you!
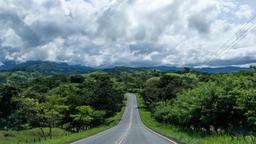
[0,105,125,144]
[140,67,256,144]
[0,66,255,144]
[0,71,125,143]
[138,94,256,144]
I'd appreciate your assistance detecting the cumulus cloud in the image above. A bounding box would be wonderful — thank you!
[0,0,255,67]
[235,4,253,19]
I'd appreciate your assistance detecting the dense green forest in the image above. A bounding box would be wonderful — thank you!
[141,67,256,135]
[0,68,160,142]
[0,71,126,139]
[0,66,255,143]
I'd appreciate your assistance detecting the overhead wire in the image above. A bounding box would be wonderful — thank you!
[205,15,256,66]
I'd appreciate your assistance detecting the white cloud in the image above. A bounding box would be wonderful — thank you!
[235,4,253,19]
[0,0,255,67]
[0,28,24,48]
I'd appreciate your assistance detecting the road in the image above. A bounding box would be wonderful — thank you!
[71,93,177,144]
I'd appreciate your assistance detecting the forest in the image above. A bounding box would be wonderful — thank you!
[0,71,125,140]
[142,66,256,135]
[0,66,255,143]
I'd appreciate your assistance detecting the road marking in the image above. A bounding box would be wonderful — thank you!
[134,94,178,144]
[72,94,178,144]
[142,120,178,144]
[71,126,118,144]
[115,95,134,144]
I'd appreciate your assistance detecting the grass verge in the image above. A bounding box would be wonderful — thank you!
[136,94,256,144]
[0,97,126,144]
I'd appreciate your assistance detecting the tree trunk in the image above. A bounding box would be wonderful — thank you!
[49,126,52,139]
[40,127,47,140]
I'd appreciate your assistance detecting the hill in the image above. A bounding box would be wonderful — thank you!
[147,66,250,73]
[0,61,251,74]
[0,61,95,74]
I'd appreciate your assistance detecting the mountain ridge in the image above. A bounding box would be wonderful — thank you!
[0,61,251,74]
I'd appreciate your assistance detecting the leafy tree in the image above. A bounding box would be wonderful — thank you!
[70,75,85,83]
[250,65,256,71]
[0,85,20,129]
[153,74,256,132]
[89,73,124,116]
[91,110,106,126]
[142,77,161,110]
[14,97,48,139]
[142,73,197,111]
[236,89,256,131]
[71,106,94,132]
[44,95,67,138]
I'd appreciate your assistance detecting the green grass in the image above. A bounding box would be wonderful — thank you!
[40,126,111,144]
[0,128,67,144]
[0,98,126,144]
[136,94,256,144]
[0,125,112,144]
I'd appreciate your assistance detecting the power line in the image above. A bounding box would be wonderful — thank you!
[206,16,256,65]
[205,16,256,66]
[215,24,256,59]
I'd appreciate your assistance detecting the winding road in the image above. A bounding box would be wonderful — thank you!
[71,93,177,144]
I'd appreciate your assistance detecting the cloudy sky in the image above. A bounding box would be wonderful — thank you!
[0,0,255,67]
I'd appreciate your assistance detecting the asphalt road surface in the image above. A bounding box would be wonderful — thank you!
[71,93,177,144]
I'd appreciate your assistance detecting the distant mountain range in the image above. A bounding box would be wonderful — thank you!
[147,66,251,73]
[0,61,251,74]
[0,61,95,74]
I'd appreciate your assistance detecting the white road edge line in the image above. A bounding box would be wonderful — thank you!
[143,124,178,144]
[134,94,178,144]
[70,126,117,144]
[115,95,134,144]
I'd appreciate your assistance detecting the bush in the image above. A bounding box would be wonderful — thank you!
[153,75,256,132]
[142,73,198,111]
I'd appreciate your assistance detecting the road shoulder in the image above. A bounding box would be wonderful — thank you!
[136,94,180,144]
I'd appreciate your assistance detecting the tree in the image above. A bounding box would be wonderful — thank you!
[142,73,197,111]
[91,110,106,126]
[0,85,20,129]
[44,95,67,138]
[70,75,85,83]
[14,98,48,139]
[250,65,256,71]
[71,106,94,132]
[184,67,191,72]
[153,74,256,132]
[89,73,124,116]
[236,89,256,131]
[142,77,161,110]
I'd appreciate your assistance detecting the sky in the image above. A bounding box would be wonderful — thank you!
[0,0,255,67]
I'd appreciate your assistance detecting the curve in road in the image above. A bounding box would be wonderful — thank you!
[71,93,177,144]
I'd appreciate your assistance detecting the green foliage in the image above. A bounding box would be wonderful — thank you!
[0,85,20,129]
[87,73,124,116]
[147,73,256,133]
[71,106,94,132]
[0,71,124,134]
[12,98,42,129]
[1,68,255,143]
[250,65,256,71]
[0,71,41,85]
[70,75,85,83]
[142,73,197,111]
[138,94,256,144]
[0,95,126,144]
